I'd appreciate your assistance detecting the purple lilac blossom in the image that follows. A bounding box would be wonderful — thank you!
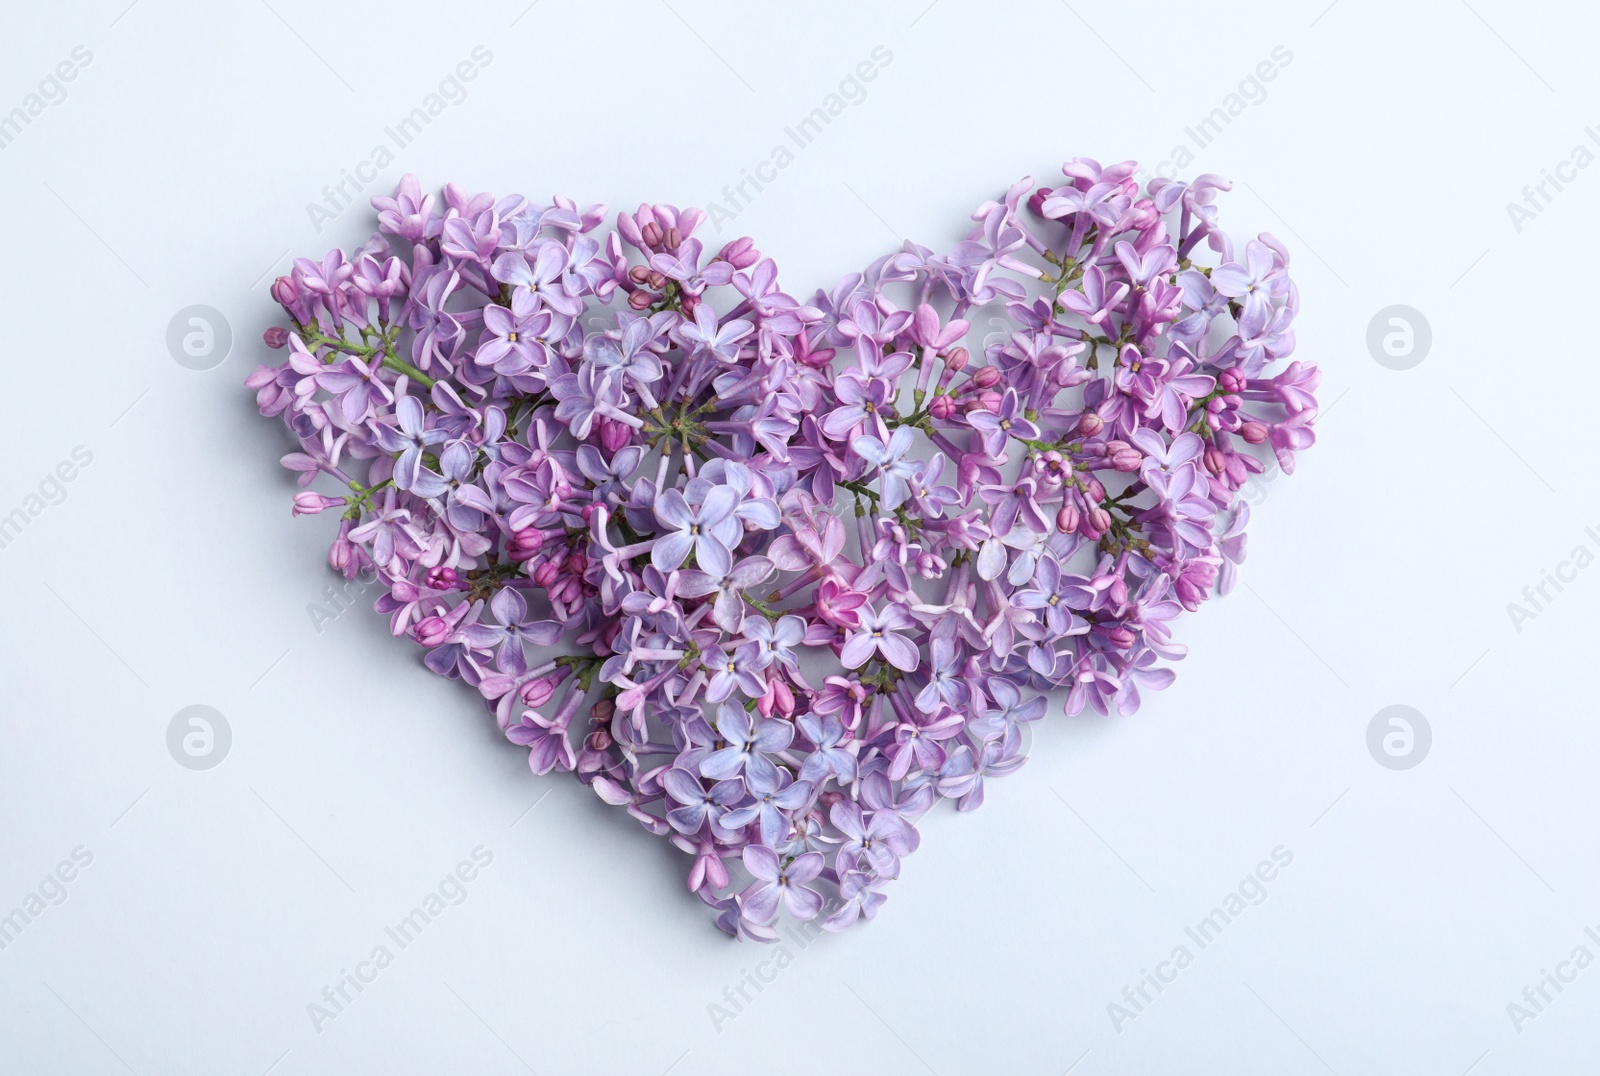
[247,162,1319,940]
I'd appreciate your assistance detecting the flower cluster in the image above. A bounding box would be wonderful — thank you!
[248,161,1317,938]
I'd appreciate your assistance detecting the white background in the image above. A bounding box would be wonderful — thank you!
[2,0,1597,1073]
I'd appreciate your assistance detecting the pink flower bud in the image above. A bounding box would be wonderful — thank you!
[425,565,459,590]
[1106,440,1142,472]
[1240,421,1269,445]
[414,616,449,647]
[508,528,543,560]
[532,559,561,587]
[564,552,587,575]
[521,676,556,707]
[640,221,664,249]
[591,697,616,724]
[971,390,1003,413]
[1085,506,1112,537]
[292,491,346,516]
[1056,504,1080,533]
[664,226,682,251]
[928,394,955,420]
[970,365,1001,389]
[598,416,632,454]
[797,345,835,369]
[271,276,299,306]
[1204,447,1227,476]
[717,237,760,269]
[1106,626,1137,649]
[1027,187,1053,215]
[1076,411,1104,437]
[1220,368,1247,394]
[328,537,354,572]
[263,326,289,349]
[943,346,969,371]
[1084,477,1106,502]
[628,289,655,310]
[628,265,652,284]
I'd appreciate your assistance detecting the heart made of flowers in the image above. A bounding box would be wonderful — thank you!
[248,160,1318,940]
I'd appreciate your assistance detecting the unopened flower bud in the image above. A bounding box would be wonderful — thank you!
[1106,626,1137,649]
[1076,411,1104,437]
[628,289,655,310]
[263,326,289,349]
[591,697,616,725]
[271,276,299,306]
[970,365,1001,389]
[717,237,760,269]
[640,221,663,249]
[599,416,632,453]
[1220,368,1247,394]
[665,226,682,251]
[329,536,355,572]
[1027,187,1053,215]
[521,676,556,707]
[508,529,543,560]
[928,394,955,420]
[971,390,1003,413]
[1056,504,1080,533]
[425,565,459,590]
[1106,440,1142,472]
[532,559,561,587]
[1204,447,1227,476]
[414,616,449,647]
[1085,506,1112,536]
[943,346,969,371]
[293,491,347,517]
[628,265,652,284]
[1240,421,1269,445]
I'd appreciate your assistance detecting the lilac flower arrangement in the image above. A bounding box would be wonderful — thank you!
[248,160,1318,939]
